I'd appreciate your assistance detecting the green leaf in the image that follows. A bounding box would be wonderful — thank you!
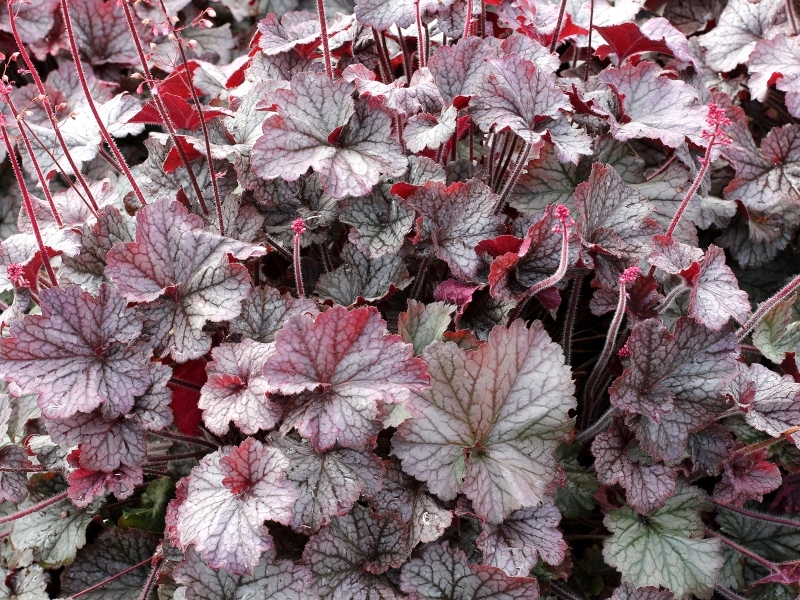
[603,483,722,599]
[398,300,455,356]
[716,506,800,563]
[10,496,97,568]
[752,293,800,363]
[119,477,175,533]
[553,444,598,519]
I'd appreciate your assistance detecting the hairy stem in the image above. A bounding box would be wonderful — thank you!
[60,0,147,207]
[397,30,414,83]
[733,426,800,457]
[507,220,570,324]
[315,0,334,77]
[562,273,583,366]
[69,556,155,599]
[737,273,800,340]
[1,125,57,285]
[293,231,304,298]
[584,281,627,404]
[574,406,617,445]
[705,528,779,573]
[372,27,393,82]
[411,253,433,300]
[121,0,209,215]
[137,557,163,600]
[714,585,748,600]
[414,0,426,68]
[665,134,715,240]
[548,580,586,600]
[584,0,594,82]
[494,139,531,214]
[710,498,800,529]
[788,0,799,35]
[6,0,98,210]
[464,0,473,38]
[0,490,69,525]
[549,0,568,53]
[3,95,63,226]
[657,282,688,314]
[156,0,224,231]
[0,465,44,473]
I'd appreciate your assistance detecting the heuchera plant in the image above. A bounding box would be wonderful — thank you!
[0,0,800,598]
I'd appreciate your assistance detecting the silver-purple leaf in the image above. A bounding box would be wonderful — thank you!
[229,286,318,344]
[177,438,297,575]
[476,497,566,577]
[400,542,540,600]
[393,320,575,524]
[268,433,383,533]
[0,284,150,420]
[264,305,429,451]
[199,340,280,436]
[303,504,409,600]
[0,445,32,503]
[339,185,415,258]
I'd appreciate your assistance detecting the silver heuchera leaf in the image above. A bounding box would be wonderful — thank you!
[476,497,567,577]
[408,179,504,281]
[105,198,263,362]
[199,340,281,436]
[177,438,297,575]
[0,445,32,503]
[592,418,679,514]
[598,61,706,148]
[0,284,150,420]
[10,495,97,568]
[0,564,49,600]
[471,53,575,148]
[229,286,318,344]
[398,300,455,356]
[354,0,457,30]
[302,505,409,600]
[698,0,788,72]
[393,320,575,524]
[174,546,317,600]
[339,185,415,258]
[574,163,661,260]
[752,293,800,363]
[603,483,722,600]
[264,305,429,451]
[367,458,452,547]
[723,122,800,211]
[60,528,158,600]
[399,542,540,599]
[428,37,496,106]
[315,243,412,306]
[609,317,739,461]
[268,433,383,533]
[749,34,800,118]
[686,245,751,331]
[609,582,675,600]
[251,73,407,199]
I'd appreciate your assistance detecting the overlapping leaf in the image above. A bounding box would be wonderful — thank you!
[252,73,407,199]
[199,340,280,436]
[105,198,263,362]
[177,438,297,574]
[603,483,722,599]
[393,320,575,524]
[302,505,409,600]
[609,317,739,461]
[0,284,150,420]
[263,305,428,451]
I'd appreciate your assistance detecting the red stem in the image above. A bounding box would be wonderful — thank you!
[1,126,57,285]
[120,0,209,216]
[737,273,800,340]
[156,0,224,231]
[60,0,148,207]
[584,0,594,82]
[3,95,63,227]
[507,219,570,324]
[293,232,304,298]
[137,557,163,600]
[0,490,69,525]
[705,527,780,573]
[145,451,205,464]
[549,0,568,53]
[6,0,99,211]
[584,279,627,403]
[415,0,426,68]
[151,430,218,450]
[316,0,333,78]
[464,0,473,38]
[710,498,800,529]
[562,272,583,366]
[665,134,715,239]
[494,138,530,214]
[69,555,155,599]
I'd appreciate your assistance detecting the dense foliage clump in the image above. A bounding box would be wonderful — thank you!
[0,0,798,598]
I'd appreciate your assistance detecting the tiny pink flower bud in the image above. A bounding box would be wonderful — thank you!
[554,204,571,222]
[206,7,216,17]
[617,344,630,359]
[619,265,640,285]
[6,263,27,287]
[292,218,307,236]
